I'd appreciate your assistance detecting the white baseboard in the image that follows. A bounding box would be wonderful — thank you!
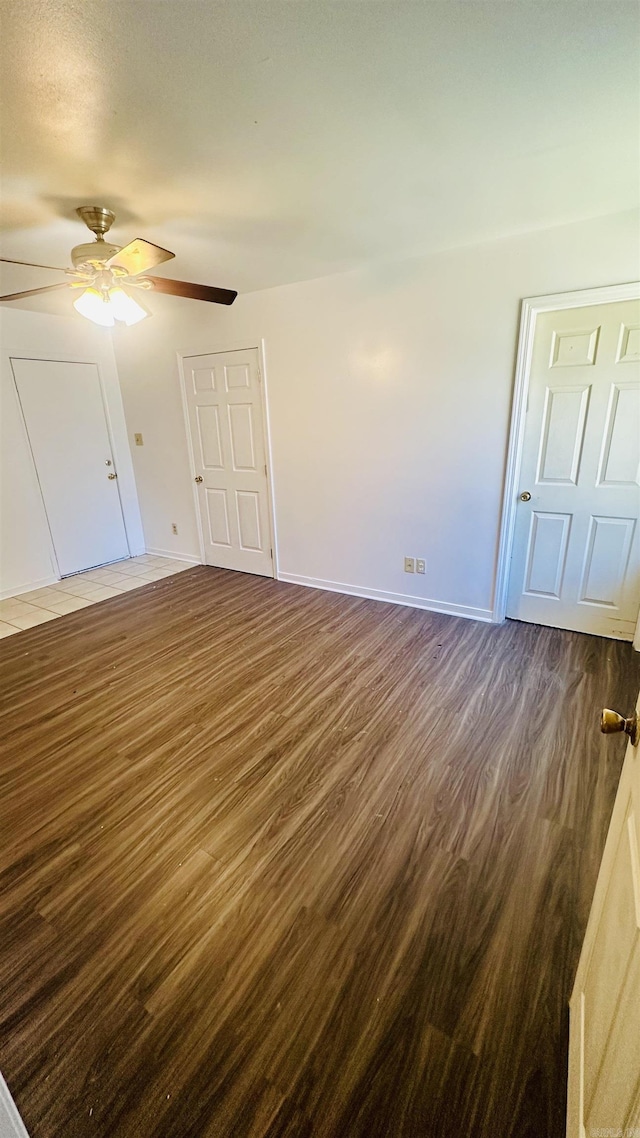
[277,572,493,623]
[0,1072,30,1137]
[0,574,60,601]
[145,547,202,564]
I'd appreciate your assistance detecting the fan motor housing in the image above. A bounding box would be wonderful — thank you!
[71,241,122,270]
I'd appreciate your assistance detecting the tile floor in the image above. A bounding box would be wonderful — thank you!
[0,555,194,638]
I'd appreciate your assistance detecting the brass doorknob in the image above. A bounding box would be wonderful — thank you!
[194,475,203,483]
[519,491,532,502]
[600,709,638,746]
[107,472,117,480]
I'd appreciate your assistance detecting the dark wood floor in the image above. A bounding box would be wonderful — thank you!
[1,568,638,1138]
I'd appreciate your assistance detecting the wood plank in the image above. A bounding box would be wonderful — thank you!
[0,567,638,1137]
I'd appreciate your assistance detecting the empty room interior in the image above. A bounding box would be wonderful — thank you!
[1,2,640,1136]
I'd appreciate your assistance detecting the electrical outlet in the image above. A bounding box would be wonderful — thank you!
[404,556,415,573]
[134,432,144,446]
[171,523,178,535]
[416,559,426,575]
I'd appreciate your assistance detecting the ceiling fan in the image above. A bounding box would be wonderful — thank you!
[0,206,237,326]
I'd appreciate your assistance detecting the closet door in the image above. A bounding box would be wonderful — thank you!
[12,358,130,575]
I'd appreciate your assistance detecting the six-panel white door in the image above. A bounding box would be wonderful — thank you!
[507,300,640,639]
[11,358,130,576]
[567,691,640,1135]
[182,349,274,577]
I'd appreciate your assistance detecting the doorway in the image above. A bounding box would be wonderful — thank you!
[11,358,130,576]
[496,284,640,640]
[180,347,275,578]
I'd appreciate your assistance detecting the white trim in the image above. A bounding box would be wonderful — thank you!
[257,339,280,579]
[0,573,60,601]
[0,1072,30,1137]
[279,571,493,622]
[176,340,279,579]
[493,281,640,624]
[144,547,201,564]
[176,352,206,566]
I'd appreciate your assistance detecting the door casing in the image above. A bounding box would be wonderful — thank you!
[494,281,640,630]
[177,339,279,577]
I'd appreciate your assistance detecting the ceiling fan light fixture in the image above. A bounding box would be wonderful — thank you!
[107,286,149,326]
[73,286,115,327]
[72,284,149,327]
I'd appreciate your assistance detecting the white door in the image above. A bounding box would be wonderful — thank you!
[567,693,640,1134]
[11,359,130,576]
[507,300,640,639]
[182,349,274,577]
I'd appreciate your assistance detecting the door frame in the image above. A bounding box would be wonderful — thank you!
[9,354,134,579]
[176,339,279,578]
[492,281,640,625]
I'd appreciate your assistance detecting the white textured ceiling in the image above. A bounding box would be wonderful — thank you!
[1,0,639,303]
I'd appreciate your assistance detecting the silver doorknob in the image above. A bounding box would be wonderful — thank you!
[105,459,112,466]
[194,475,203,483]
[601,709,638,746]
[107,472,117,480]
[519,491,532,502]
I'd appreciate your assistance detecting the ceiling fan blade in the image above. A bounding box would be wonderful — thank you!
[1,257,67,272]
[0,283,69,302]
[147,276,237,305]
[106,239,175,276]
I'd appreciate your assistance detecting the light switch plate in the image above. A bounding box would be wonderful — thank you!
[134,432,144,446]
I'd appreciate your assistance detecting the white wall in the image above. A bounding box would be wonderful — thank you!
[113,209,639,619]
[0,308,144,598]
